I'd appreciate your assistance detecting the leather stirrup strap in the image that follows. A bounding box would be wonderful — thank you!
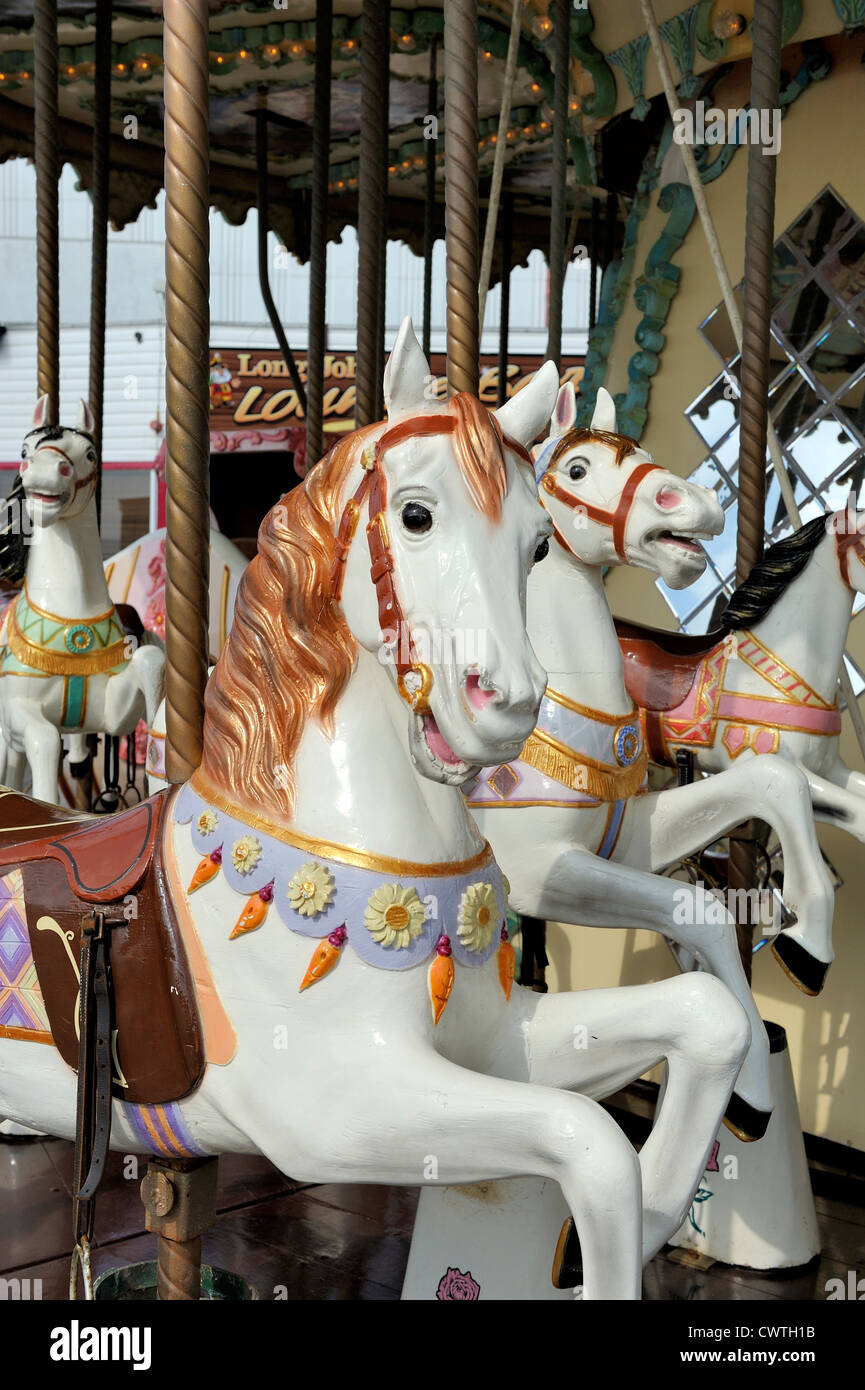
[72,912,120,1242]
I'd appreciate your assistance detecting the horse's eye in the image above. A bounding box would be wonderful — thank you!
[569,462,587,481]
[20,447,27,461]
[401,502,433,534]
[534,537,550,564]
[86,449,96,462]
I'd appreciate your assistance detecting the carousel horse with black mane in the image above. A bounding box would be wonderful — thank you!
[0,397,165,804]
[466,382,835,1140]
[0,322,751,1300]
[618,506,865,994]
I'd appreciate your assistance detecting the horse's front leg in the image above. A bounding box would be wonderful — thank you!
[259,1045,644,1301]
[17,700,62,804]
[102,646,165,733]
[617,758,836,994]
[518,973,750,1264]
[527,846,770,1133]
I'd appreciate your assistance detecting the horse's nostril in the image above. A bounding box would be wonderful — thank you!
[655,488,682,511]
[465,673,497,711]
[59,464,72,477]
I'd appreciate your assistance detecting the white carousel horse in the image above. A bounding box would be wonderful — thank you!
[0,322,750,1301]
[0,399,165,804]
[618,507,865,995]
[466,383,835,1139]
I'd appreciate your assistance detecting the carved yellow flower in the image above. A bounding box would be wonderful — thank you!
[231,834,262,875]
[197,810,218,836]
[457,882,499,952]
[365,883,425,949]
[287,861,335,918]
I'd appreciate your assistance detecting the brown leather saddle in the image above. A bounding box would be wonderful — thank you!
[0,787,204,1104]
[615,616,728,713]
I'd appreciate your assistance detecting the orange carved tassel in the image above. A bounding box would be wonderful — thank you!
[186,845,222,894]
[497,924,515,1001]
[299,925,347,992]
[230,881,274,939]
[428,934,454,1025]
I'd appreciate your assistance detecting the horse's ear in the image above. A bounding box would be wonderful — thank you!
[495,361,560,448]
[591,386,617,433]
[77,399,95,435]
[32,395,51,428]
[384,317,433,419]
[550,381,577,438]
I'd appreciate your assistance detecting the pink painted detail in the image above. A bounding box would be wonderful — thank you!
[327,924,348,948]
[436,933,452,957]
[436,1266,480,1300]
[654,487,683,511]
[753,728,779,754]
[210,847,223,866]
[706,1140,720,1173]
[258,881,275,904]
[722,726,749,758]
[423,714,462,766]
[464,673,497,711]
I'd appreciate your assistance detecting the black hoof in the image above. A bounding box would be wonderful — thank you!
[722,1091,772,1143]
[771,934,830,997]
[551,1218,582,1290]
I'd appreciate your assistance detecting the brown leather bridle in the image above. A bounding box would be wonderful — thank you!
[539,447,663,561]
[329,412,532,716]
[834,516,865,588]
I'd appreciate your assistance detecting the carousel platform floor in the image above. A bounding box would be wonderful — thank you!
[1,1090,862,1300]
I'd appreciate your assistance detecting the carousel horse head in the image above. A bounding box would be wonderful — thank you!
[199,318,559,816]
[532,383,723,588]
[19,396,99,528]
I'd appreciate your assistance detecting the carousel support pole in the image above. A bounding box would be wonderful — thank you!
[496,193,513,408]
[545,0,569,369]
[34,0,59,421]
[728,0,783,980]
[422,37,438,363]
[375,4,390,418]
[588,197,600,331]
[141,1157,219,1301]
[255,112,307,410]
[356,0,387,426]
[161,0,215,1297]
[89,0,111,519]
[306,0,332,468]
[443,0,479,396]
[478,0,523,335]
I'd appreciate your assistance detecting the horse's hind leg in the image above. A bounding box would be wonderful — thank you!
[260,1049,643,1300]
[515,972,750,1264]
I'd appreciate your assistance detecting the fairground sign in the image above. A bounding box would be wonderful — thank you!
[209,348,584,436]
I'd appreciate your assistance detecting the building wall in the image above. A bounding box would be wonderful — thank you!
[547,41,865,1150]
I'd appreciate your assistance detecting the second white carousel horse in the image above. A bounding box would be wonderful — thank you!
[0,398,165,803]
[0,323,750,1300]
[618,508,865,994]
[467,383,835,1139]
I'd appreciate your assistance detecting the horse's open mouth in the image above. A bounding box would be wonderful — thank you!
[651,530,706,556]
[419,710,468,773]
[26,491,65,505]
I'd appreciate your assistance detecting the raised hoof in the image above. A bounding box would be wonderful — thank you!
[771,934,829,997]
[551,1218,582,1290]
[722,1091,772,1143]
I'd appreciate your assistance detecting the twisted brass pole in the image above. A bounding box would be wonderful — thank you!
[89,0,111,517]
[422,37,439,363]
[546,0,569,368]
[306,0,332,467]
[375,3,390,417]
[34,0,59,421]
[729,0,783,981]
[163,0,211,783]
[356,0,386,426]
[444,0,479,396]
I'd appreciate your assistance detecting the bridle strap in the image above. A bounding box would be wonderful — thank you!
[541,458,662,560]
[835,519,865,588]
[329,411,531,713]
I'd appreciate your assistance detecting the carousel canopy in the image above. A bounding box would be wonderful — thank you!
[0,2,852,269]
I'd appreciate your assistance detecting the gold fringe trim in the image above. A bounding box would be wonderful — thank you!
[521,727,648,801]
[7,616,128,676]
[545,685,639,726]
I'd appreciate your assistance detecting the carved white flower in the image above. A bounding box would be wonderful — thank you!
[364,884,425,949]
[231,834,262,875]
[197,810,219,836]
[287,861,335,918]
[457,882,499,952]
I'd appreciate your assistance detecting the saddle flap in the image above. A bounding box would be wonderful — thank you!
[615,617,727,713]
[0,796,159,902]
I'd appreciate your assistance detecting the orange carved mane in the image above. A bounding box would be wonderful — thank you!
[196,395,516,822]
